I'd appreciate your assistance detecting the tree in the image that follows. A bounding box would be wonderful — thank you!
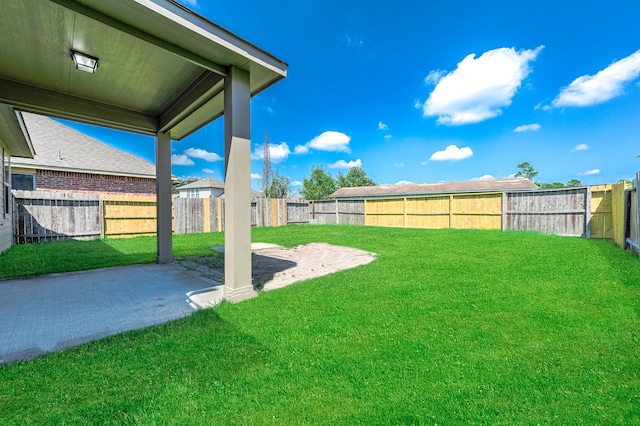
[537,182,565,189]
[566,179,582,187]
[336,167,376,188]
[300,166,338,200]
[514,162,538,180]
[261,130,272,196]
[265,172,290,199]
[172,177,198,194]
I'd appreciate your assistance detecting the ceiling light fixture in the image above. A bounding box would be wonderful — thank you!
[71,50,99,73]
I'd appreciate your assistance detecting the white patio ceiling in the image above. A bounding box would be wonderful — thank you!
[0,0,287,144]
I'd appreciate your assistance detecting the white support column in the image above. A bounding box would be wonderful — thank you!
[223,66,256,303]
[156,131,173,264]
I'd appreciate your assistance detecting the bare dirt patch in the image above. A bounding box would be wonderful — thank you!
[177,242,376,291]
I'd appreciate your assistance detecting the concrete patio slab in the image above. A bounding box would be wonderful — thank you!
[0,243,376,365]
[0,263,221,364]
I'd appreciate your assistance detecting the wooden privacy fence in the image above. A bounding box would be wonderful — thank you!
[627,172,640,254]
[505,188,589,236]
[13,191,101,242]
[12,192,304,242]
[309,200,364,225]
[353,184,629,241]
[12,178,639,253]
[173,198,299,234]
[362,188,592,236]
[102,194,157,238]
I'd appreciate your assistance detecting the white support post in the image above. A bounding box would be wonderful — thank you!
[223,66,256,303]
[155,131,173,263]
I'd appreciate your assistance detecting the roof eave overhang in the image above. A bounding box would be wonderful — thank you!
[65,0,288,140]
[0,106,35,158]
[0,0,287,141]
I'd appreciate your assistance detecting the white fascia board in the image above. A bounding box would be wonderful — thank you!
[134,0,287,77]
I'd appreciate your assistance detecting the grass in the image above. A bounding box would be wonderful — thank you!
[0,233,224,280]
[1,225,639,424]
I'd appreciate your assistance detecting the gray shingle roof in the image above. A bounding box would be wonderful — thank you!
[178,177,225,190]
[331,178,539,198]
[11,113,156,178]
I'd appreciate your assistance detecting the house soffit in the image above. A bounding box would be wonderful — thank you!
[0,0,287,142]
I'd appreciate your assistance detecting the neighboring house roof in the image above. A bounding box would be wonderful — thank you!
[332,178,539,198]
[178,177,225,190]
[11,113,156,178]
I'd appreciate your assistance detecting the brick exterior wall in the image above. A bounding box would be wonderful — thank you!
[36,170,155,195]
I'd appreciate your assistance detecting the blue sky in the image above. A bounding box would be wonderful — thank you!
[61,0,640,190]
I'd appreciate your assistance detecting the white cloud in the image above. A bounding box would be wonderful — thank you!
[184,148,223,162]
[171,154,194,166]
[294,144,310,155]
[471,174,496,181]
[328,159,362,169]
[413,99,422,109]
[251,173,261,179]
[251,142,291,163]
[513,123,541,132]
[571,144,589,152]
[291,180,303,186]
[378,121,389,131]
[423,46,544,125]
[578,169,601,176]
[552,49,640,107]
[394,162,405,167]
[429,145,473,161]
[395,180,414,185]
[202,168,215,174]
[384,134,393,139]
[295,131,351,154]
[421,161,429,166]
[425,69,447,85]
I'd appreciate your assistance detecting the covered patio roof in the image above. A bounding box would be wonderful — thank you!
[0,0,287,303]
[0,0,287,141]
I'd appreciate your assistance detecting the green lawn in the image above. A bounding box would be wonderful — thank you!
[1,226,639,424]
[0,233,224,280]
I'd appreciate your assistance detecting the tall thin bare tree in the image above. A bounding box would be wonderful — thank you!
[261,130,272,196]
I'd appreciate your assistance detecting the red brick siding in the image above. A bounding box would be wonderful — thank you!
[36,170,155,195]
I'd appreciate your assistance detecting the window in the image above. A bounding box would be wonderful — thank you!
[186,188,200,198]
[11,173,35,191]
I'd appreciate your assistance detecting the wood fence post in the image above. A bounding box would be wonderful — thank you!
[501,192,507,231]
[403,197,407,228]
[99,198,105,238]
[448,194,454,229]
[585,186,592,239]
[335,199,339,224]
[363,199,367,226]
